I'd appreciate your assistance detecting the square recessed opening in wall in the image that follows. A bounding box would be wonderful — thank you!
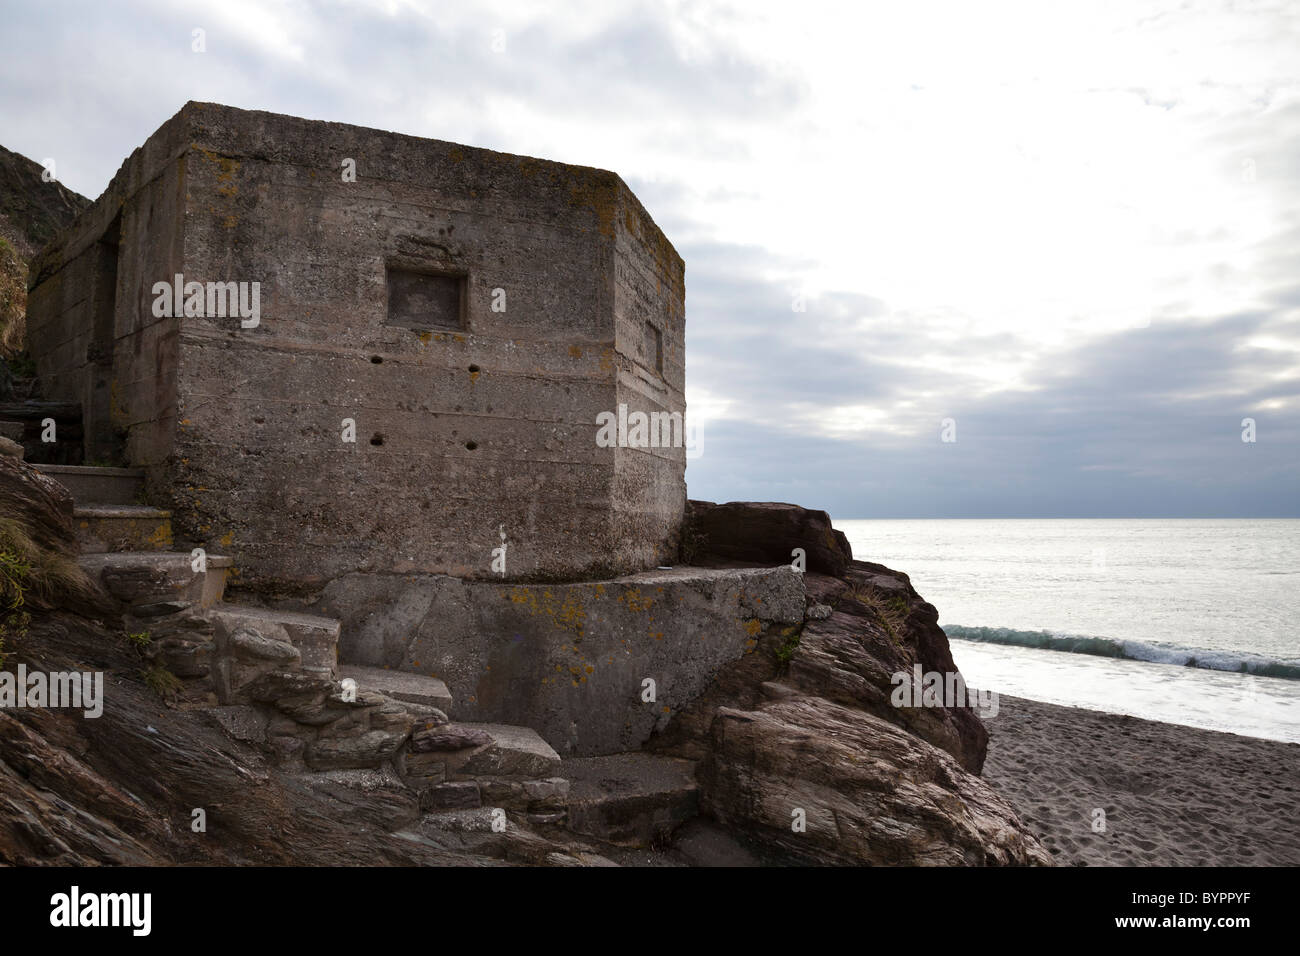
[644,322,663,374]
[386,266,465,332]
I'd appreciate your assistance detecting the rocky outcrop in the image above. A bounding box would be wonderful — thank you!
[0,144,88,363]
[650,502,1050,866]
[685,499,853,576]
[0,452,109,618]
[793,562,989,773]
[3,453,1046,866]
[703,697,1049,865]
[0,455,612,865]
[0,144,89,262]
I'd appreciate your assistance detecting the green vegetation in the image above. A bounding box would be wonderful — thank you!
[141,664,182,698]
[126,630,151,648]
[0,518,33,669]
[0,517,99,610]
[0,517,103,667]
[775,626,802,668]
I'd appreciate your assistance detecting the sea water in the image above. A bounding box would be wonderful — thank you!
[837,519,1300,743]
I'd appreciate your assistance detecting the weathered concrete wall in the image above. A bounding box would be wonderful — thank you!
[27,109,189,470]
[26,110,189,468]
[160,102,685,588]
[301,566,805,756]
[610,181,687,570]
[28,102,687,587]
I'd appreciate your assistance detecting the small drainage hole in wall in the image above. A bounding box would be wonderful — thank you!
[370,434,385,446]
[468,364,480,373]
[465,440,478,451]
[371,355,384,364]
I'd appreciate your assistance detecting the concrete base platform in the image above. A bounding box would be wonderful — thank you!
[310,564,805,755]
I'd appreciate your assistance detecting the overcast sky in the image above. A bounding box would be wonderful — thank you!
[2,0,1297,517]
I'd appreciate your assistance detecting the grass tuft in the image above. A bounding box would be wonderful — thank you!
[844,583,911,644]
[141,664,182,699]
[0,517,101,612]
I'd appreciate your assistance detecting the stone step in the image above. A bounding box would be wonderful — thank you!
[338,664,453,712]
[441,723,562,780]
[78,551,232,614]
[74,505,173,554]
[208,603,340,678]
[563,753,699,847]
[402,722,565,813]
[33,463,144,504]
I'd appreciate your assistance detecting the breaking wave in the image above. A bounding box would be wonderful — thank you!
[945,625,1300,681]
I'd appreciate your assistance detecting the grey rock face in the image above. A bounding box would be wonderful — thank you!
[410,725,493,753]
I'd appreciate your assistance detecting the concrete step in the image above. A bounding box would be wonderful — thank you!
[33,463,144,504]
[338,664,453,712]
[78,551,232,613]
[208,603,340,677]
[74,505,172,553]
[563,753,699,847]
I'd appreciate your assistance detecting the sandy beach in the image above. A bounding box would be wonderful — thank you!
[982,695,1300,866]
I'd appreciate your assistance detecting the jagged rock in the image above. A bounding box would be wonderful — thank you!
[700,698,1052,866]
[791,562,988,772]
[325,686,387,708]
[153,635,212,678]
[564,753,698,846]
[290,768,420,831]
[130,600,193,618]
[241,670,334,704]
[0,435,22,459]
[398,703,450,727]
[269,734,306,766]
[686,499,853,576]
[206,705,268,744]
[648,501,1039,865]
[0,454,109,616]
[370,699,416,736]
[411,725,493,753]
[230,624,300,664]
[306,728,409,771]
[273,692,334,724]
[442,724,562,780]
[0,143,90,261]
[479,777,570,812]
[338,664,454,712]
[421,781,482,811]
[401,751,447,786]
[314,709,369,739]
